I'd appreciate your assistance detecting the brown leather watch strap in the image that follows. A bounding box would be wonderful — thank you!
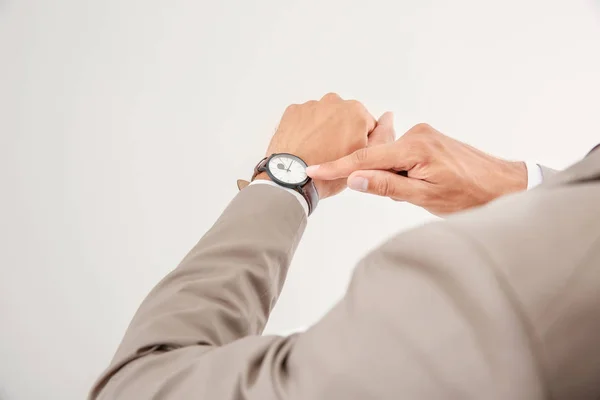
[236,156,268,190]
[237,155,319,215]
[299,179,319,215]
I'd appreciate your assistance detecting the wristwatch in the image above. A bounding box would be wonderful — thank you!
[237,153,319,215]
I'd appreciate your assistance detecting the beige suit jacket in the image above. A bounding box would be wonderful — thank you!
[91,153,600,400]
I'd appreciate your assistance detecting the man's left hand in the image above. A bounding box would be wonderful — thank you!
[264,93,393,199]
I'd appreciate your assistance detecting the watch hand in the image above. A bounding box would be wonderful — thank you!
[286,160,293,172]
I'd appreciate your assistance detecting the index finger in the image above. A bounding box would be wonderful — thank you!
[306,143,400,180]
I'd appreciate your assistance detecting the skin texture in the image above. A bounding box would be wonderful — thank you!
[307,122,527,216]
[258,93,395,199]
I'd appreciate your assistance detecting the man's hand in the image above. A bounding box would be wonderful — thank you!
[306,123,527,215]
[263,93,380,199]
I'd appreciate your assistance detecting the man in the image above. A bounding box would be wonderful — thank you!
[91,93,600,399]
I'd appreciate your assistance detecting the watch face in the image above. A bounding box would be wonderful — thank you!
[267,154,308,185]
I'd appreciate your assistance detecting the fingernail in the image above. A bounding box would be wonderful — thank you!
[306,165,320,175]
[348,177,368,192]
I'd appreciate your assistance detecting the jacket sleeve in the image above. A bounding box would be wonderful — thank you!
[90,184,307,399]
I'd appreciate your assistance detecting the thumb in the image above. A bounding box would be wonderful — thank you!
[347,169,428,203]
[368,112,396,147]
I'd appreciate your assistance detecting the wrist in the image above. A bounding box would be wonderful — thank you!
[250,156,316,215]
[254,171,272,182]
[497,160,528,197]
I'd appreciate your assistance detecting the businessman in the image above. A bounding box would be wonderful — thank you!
[91,93,600,399]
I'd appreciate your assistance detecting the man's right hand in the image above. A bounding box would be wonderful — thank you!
[307,123,527,216]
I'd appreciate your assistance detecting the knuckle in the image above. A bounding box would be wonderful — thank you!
[322,92,341,102]
[410,123,434,135]
[376,177,393,197]
[285,103,299,113]
[351,148,369,165]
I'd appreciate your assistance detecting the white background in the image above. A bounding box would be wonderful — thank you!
[1,0,600,398]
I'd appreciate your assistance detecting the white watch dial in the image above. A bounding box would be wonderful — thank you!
[268,155,308,185]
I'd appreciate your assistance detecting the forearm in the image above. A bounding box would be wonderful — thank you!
[91,185,306,398]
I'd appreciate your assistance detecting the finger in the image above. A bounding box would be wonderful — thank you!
[368,112,396,147]
[307,144,400,180]
[347,170,429,203]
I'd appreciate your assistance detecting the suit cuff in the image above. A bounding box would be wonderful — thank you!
[525,161,543,190]
[249,180,309,216]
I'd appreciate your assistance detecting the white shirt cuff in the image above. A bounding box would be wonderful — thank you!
[525,161,543,190]
[249,180,309,216]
